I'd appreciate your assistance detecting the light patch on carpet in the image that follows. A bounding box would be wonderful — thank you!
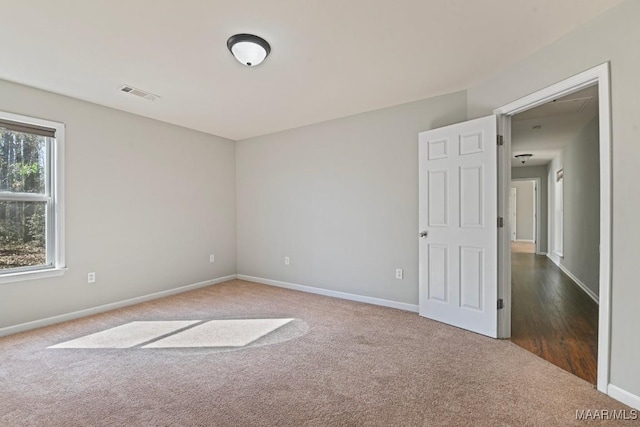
[142,318,294,348]
[48,321,199,349]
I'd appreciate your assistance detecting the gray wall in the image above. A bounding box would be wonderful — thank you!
[562,117,600,296]
[236,92,467,305]
[511,181,535,240]
[511,181,535,241]
[0,79,237,329]
[512,166,548,253]
[467,0,640,399]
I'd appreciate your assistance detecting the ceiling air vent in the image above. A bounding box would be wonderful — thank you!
[119,84,159,101]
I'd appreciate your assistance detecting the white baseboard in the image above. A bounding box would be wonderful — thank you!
[515,239,535,243]
[0,274,237,338]
[557,264,599,304]
[545,254,598,303]
[237,274,419,313]
[546,252,561,267]
[608,384,640,410]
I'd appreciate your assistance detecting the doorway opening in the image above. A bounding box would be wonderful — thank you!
[510,179,539,255]
[509,86,600,384]
[494,63,611,393]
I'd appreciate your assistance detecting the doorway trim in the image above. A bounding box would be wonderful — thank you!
[493,62,612,393]
[509,187,517,242]
[511,178,541,254]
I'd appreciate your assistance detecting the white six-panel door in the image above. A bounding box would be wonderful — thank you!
[418,116,498,338]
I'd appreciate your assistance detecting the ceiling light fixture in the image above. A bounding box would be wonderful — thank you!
[515,154,533,164]
[227,34,271,67]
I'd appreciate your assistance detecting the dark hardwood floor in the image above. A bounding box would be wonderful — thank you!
[511,252,598,384]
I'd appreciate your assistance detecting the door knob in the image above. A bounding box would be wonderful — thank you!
[419,230,428,238]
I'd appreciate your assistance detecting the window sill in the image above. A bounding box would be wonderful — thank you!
[0,267,68,285]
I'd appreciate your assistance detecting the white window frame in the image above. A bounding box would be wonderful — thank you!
[0,111,66,284]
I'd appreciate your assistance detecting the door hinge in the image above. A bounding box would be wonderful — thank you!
[497,134,504,146]
[497,216,504,228]
[497,299,504,310]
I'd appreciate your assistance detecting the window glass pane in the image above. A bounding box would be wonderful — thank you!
[0,129,47,194]
[0,200,47,269]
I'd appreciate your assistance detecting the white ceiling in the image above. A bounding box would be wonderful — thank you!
[512,86,599,168]
[0,1,622,140]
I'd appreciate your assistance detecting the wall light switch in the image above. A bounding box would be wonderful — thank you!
[210,254,215,263]
[284,256,290,265]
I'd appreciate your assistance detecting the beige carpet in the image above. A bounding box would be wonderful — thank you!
[48,321,200,349]
[49,319,295,349]
[0,279,636,426]
[143,318,294,348]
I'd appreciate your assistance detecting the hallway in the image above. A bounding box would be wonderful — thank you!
[511,252,598,384]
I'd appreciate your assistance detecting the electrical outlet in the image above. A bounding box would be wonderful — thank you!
[209,254,215,263]
[284,256,290,265]
[395,268,403,280]
[88,272,96,283]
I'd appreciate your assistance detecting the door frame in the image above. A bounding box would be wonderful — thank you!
[511,178,541,254]
[509,187,517,242]
[493,62,612,393]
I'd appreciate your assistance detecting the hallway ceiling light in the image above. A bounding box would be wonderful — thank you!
[227,34,271,67]
[515,154,533,164]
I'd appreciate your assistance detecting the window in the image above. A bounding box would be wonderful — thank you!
[0,111,65,283]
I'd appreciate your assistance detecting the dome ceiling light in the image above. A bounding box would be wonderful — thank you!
[226,34,271,67]
[515,154,533,164]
